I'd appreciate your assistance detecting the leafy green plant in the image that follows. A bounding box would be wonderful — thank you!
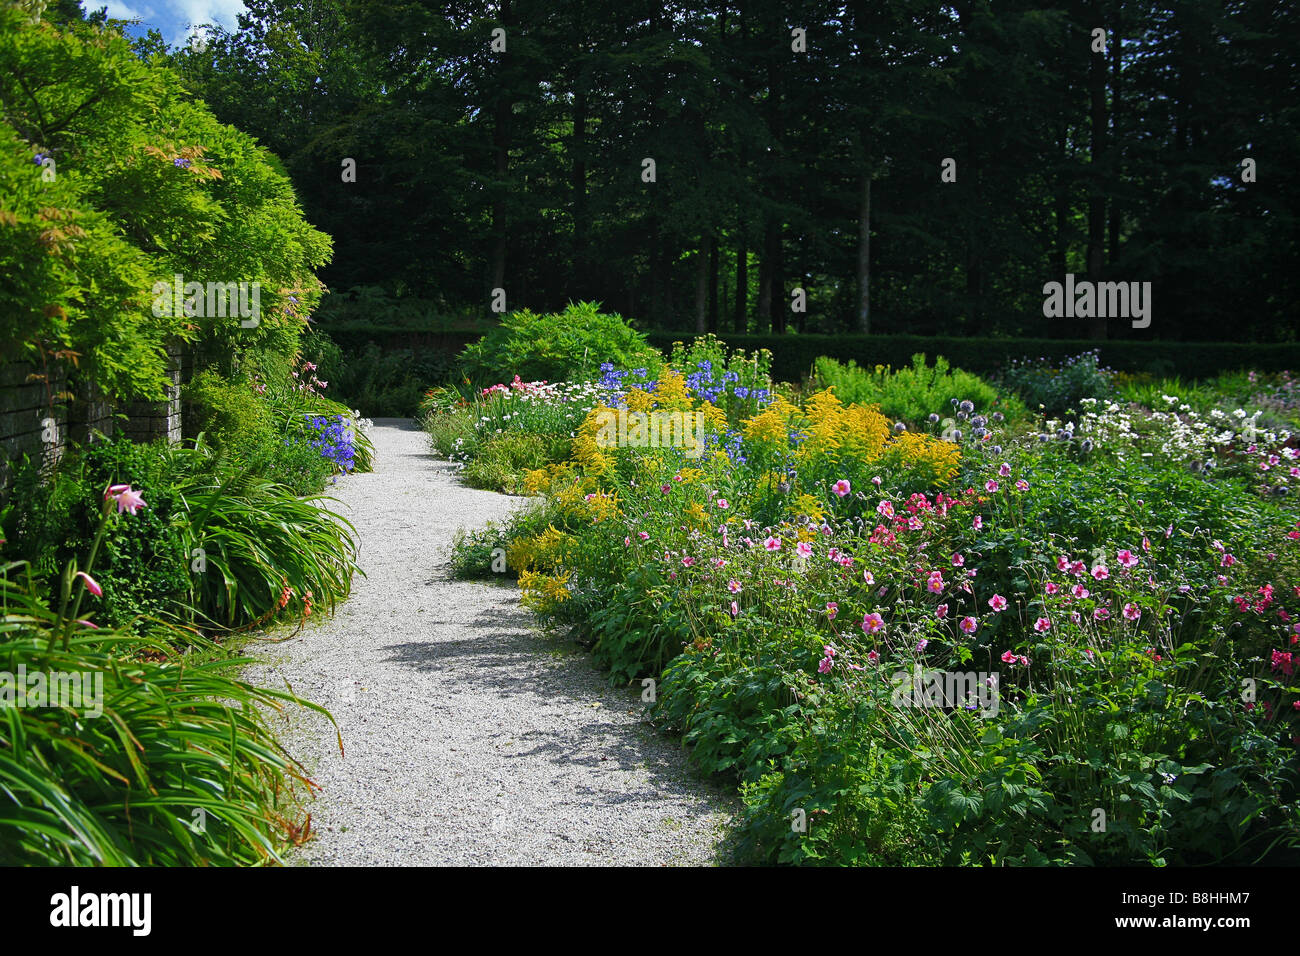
[812,353,1021,426]
[0,560,330,865]
[457,301,662,385]
[999,349,1115,418]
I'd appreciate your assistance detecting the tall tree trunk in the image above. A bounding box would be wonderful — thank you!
[694,237,709,333]
[756,222,773,332]
[1054,123,1069,279]
[490,0,512,296]
[856,169,871,333]
[768,221,785,333]
[572,82,588,291]
[734,241,748,332]
[707,234,719,332]
[1087,6,1108,339]
[1107,2,1122,264]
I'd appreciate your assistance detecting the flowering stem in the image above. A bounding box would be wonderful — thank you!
[51,497,113,651]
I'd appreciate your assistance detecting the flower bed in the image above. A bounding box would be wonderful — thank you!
[436,340,1300,865]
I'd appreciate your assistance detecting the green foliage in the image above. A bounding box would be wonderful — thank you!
[0,562,328,865]
[812,353,1021,425]
[645,333,1300,387]
[999,350,1115,418]
[301,333,448,418]
[461,433,551,495]
[458,302,662,385]
[0,7,330,401]
[1,435,359,635]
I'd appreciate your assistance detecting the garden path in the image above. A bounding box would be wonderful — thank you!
[242,419,735,865]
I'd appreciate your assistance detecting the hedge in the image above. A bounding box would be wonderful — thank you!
[645,333,1300,383]
[315,324,1300,389]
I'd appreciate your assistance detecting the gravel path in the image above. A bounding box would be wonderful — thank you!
[242,418,736,866]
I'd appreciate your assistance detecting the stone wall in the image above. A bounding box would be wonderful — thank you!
[0,360,67,500]
[0,343,185,504]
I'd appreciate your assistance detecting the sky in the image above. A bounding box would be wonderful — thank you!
[90,0,248,48]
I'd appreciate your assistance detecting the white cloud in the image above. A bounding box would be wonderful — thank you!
[167,0,248,46]
[101,1,154,21]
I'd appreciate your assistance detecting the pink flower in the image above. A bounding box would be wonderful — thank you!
[1014,479,1029,492]
[716,498,729,510]
[1000,650,1015,663]
[1056,555,1070,571]
[681,556,695,567]
[661,484,671,494]
[998,463,1011,477]
[832,479,851,497]
[74,571,102,597]
[824,644,837,658]
[764,536,781,552]
[1017,655,1030,666]
[866,649,879,664]
[104,484,147,515]
[826,602,838,620]
[1123,603,1140,622]
[876,500,894,517]
[972,515,983,530]
[871,475,882,487]
[935,603,948,620]
[861,612,885,634]
[1034,617,1051,632]
[1093,606,1110,621]
[711,557,727,569]
[730,601,739,617]
[1045,582,1060,595]
[959,616,978,634]
[951,553,965,567]
[1069,560,1087,576]
[926,572,945,594]
[727,580,742,593]
[637,531,650,540]
[818,657,834,674]
[1141,537,1151,552]
[1116,549,1138,569]
[1071,584,1090,599]
[1221,553,1236,567]
[796,541,813,558]
[988,594,1007,612]
[985,480,999,492]
[624,536,631,546]
[863,570,874,585]
[1091,565,1110,581]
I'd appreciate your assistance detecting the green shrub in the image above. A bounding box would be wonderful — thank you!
[301,333,447,417]
[458,301,662,385]
[461,433,552,494]
[183,369,278,462]
[812,353,1021,425]
[999,349,1115,418]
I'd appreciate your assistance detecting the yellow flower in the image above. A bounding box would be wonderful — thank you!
[573,406,615,476]
[881,432,961,486]
[654,369,693,411]
[790,494,826,522]
[625,387,654,413]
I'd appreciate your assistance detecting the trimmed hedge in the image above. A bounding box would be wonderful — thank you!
[317,323,1300,395]
[645,333,1300,383]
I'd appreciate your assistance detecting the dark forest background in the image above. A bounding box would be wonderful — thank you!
[127,1,1297,341]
